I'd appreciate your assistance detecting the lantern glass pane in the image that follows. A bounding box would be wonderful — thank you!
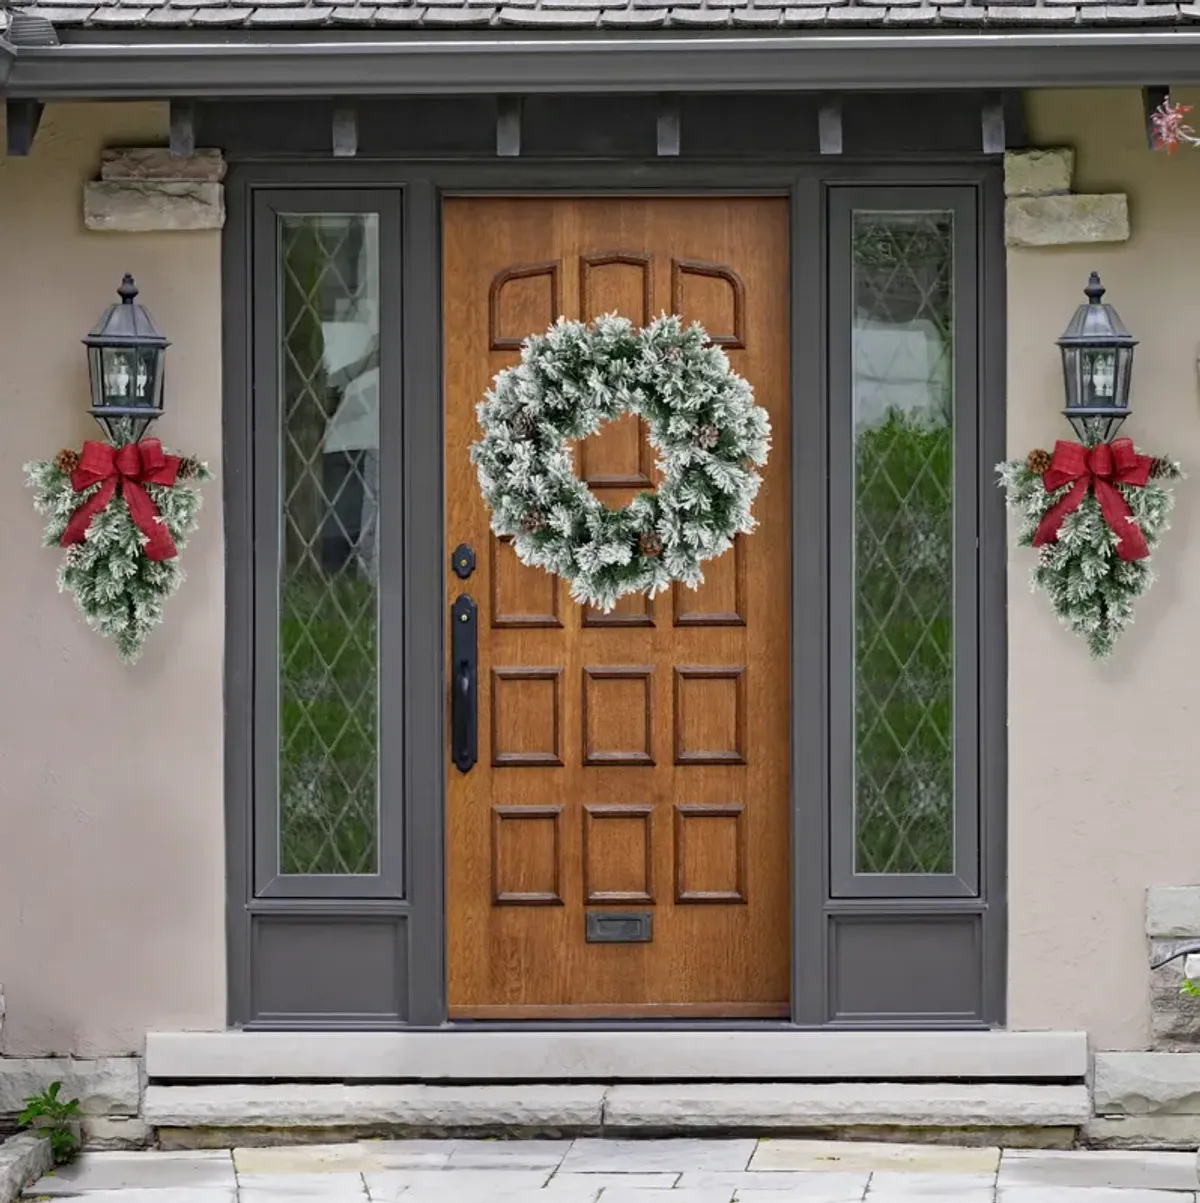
[100,347,136,406]
[131,347,160,407]
[1082,347,1118,407]
[87,346,105,413]
[1117,345,1134,412]
[1061,347,1082,410]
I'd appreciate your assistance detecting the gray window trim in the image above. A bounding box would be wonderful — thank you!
[224,155,1006,1031]
[251,188,404,900]
[828,185,979,901]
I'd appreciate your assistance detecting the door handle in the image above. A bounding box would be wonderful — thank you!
[451,594,478,773]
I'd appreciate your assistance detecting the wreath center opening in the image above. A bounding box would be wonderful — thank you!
[577,413,660,512]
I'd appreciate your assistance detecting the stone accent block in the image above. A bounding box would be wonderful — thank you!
[84,181,224,232]
[1004,148,1074,197]
[1148,939,1200,1048]
[559,1138,756,1173]
[82,1114,152,1149]
[602,1083,1090,1130]
[101,147,226,182]
[1094,1052,1200,1116]
[1087,1113,1200,1150]
[0,1133,52,1203]
[0,1057,141,1117]
[1005,194,1129,247]
[997,1147,1199,1192]
[27,1150,234,1196]
[1147,886,1200,937]
[748,1140,999,1173]
[144,1084,607,1131]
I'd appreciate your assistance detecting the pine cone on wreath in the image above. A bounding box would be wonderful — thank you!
[520,510,547,534]
[54,448,80,475]
[1026,448,1053,475]
[1151,456,1175,479]
[697,424,720,451]
[513,410,537,440]
[177,456,202,480]
[639,530,662,558]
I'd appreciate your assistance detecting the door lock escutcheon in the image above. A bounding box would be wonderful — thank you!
[451,594,478,773]
[451,543,476,580]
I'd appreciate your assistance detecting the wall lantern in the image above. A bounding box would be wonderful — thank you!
[1056,271,1137,445]
[83,274,169,445]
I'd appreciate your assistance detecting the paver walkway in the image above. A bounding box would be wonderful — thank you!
[23,1140,1200,1203]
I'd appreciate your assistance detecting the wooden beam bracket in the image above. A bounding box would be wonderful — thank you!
[169,100,196,158]
[6,100,44,157]
[656,94,681,157]
[818,95,843,156]
[333,105,358,158]
[1143,85,1171,149]
[981,92,1006,155]
[496,95,522,158]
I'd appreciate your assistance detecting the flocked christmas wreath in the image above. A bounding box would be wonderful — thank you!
[471,313,770,611]
[998,438,1182,658]
[26,438,212,663]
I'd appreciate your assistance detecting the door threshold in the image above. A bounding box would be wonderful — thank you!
[447,1018,796,1031]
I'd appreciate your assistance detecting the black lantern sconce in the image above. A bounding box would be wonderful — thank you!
[1056,272,1138,445]
[83,274,170,445]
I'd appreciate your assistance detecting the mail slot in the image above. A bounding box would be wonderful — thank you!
[585,911,653,944]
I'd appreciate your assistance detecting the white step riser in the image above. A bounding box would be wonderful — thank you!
[146,1030,1089,1083]
[143,1083,1091,1133]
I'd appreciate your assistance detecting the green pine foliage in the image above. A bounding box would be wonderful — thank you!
[998,449,1182,658]
[26,452,213,663]
[471,313,770,611]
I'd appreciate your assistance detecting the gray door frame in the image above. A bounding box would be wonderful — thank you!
[224,156,1006,1031]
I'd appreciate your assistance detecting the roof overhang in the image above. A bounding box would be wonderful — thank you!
[9,28,1200,100]
[0,35,15,91]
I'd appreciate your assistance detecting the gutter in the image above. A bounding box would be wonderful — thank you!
[0,32,14,92]
[11,28,1200,99]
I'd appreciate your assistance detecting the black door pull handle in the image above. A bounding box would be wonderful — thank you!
[451,595,477,773]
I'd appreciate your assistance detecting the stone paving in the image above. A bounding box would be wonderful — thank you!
[22,1140,1200,1203]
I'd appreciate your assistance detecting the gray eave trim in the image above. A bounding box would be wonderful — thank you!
[11,29,1200,98]
[0,37,16,90]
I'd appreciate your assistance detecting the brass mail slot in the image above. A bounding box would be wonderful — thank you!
[585,911,653,944]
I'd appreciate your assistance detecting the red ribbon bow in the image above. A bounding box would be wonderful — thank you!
[60,438,181,562]
[1032,437,1153,562]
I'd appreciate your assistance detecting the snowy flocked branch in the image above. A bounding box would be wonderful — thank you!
[997,449,1181,658]
[26,452,212,663]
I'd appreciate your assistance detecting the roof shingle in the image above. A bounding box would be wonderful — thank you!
[9,0,1195,31]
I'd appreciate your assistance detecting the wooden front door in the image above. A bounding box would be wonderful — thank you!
[444,196,791,1018]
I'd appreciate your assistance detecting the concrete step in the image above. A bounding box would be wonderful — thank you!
[144,1082,1091,1145]
[146,1030,1089,1083]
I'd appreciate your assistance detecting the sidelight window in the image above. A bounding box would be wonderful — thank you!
[829,188,981,900]
[851,211,955,877]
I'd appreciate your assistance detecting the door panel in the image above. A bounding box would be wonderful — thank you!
[444,196,792,1017]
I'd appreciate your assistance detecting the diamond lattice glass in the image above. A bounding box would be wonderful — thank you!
[277,214,381,876]
[851,211,955,876]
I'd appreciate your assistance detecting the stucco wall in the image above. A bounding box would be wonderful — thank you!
[0,103,225,1056]
[1008,89,1200,1050]
[1,90,1195,1057]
